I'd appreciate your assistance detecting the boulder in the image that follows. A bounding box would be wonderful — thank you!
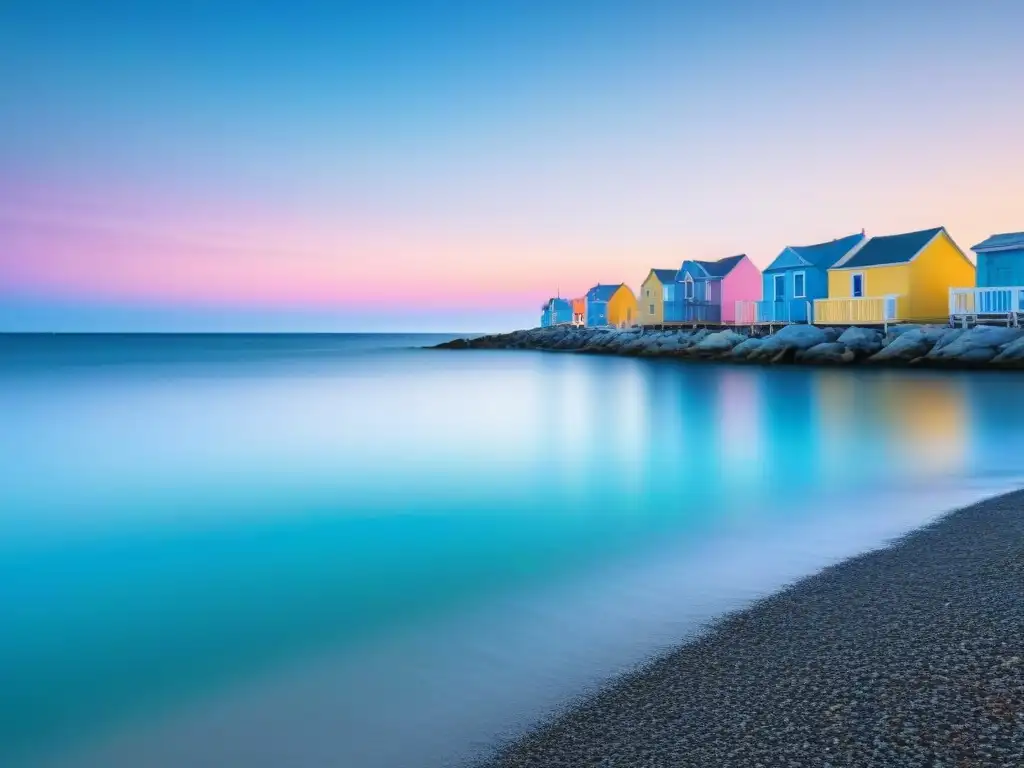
[925,325,1023,364]
[652,334,691,353]
[602,334,633,353]
[992,335,1024,366]
[836,326,884,356]
[554,334,585,350]
[677,329,711,349]
[796,342,855,365]
[729,337,766,360]
[929,327,965,352]
[616,337,650,354]
[870,326,947,363]
[885,324,925,342]
[759,324,830,353]
[696,330,747,352]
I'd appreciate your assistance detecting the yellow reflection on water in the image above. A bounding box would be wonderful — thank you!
[813,371,860,481]
[874,374,968,475]
[813,370,968,479]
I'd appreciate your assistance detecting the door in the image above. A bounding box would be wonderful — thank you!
[773,274,786,301]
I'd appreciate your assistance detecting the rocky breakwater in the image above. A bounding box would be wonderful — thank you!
[433,324,1024,370]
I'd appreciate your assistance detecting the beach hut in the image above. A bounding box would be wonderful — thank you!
[585,283,637,328]
[972,232,1024,286]
[540,297,573,327]
[665,254,761,324]
[817,227,975,325]
[757,232,866,324]
[638,269,679,325]
[950,232,1024,319]
[608,285,639,328]
[571,296,586,326]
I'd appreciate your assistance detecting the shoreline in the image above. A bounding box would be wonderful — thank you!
[433,324,1024,370]
[481,489,1024,767]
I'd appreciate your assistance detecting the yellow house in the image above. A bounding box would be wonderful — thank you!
[638,269,678,325]
[816,226,976,324]
[607,284,639,328]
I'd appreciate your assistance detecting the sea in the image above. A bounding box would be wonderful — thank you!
[2,332,1022,768]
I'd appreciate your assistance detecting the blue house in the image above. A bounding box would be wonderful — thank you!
[584,284,620,327]
[971,232,1024,288]
[664,254,758,324]
[758,232,866,323]
[965,232,1024,315]
[540,297,573,327]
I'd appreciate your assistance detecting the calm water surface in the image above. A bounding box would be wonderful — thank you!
[2,333,1022,768]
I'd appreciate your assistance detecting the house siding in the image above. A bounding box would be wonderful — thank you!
[821,264,911,323]
[586,300,609,327]
[571,297,586,326]
[608,285,638,327]
[639,273,665,325]
[977,248,1024,288]
[667,272,716,322]
[908,232,976,321]
[759,267,825,323]
[720,256,762,323]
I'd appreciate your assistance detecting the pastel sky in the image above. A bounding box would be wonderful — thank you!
[2,1,1023,332]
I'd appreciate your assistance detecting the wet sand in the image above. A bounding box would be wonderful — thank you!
[483,490,1024,767]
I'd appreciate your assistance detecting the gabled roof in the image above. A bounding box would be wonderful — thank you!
[766,232,866,272]
[648,268,678,284]
[972,232,1024,253]
[697,254,747,277]
[680,254,746,279]
[833,227,944,270]
[679,261,709,279]
[586,283,622,301]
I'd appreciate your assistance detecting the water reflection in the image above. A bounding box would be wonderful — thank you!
[1,338,1022,768]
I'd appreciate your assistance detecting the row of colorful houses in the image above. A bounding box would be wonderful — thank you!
[540,228,1024,328]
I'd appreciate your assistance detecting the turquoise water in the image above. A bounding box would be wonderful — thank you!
[2,334,1022,768]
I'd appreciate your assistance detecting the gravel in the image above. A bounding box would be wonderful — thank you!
[481,491,1024,767]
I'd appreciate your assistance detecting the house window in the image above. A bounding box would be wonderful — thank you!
[663,284,674,302]
[793,271,806,299]
[851,272,864,298]
[683,276,694,300]
[645,288,650,297]
[773,274,786,300]
[649,303,655,314]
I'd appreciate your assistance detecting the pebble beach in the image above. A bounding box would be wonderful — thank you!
[482,490,1024,768]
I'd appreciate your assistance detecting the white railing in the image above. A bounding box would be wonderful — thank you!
[949,287,1024,317]
[734,300,759,325]
[813,295,902,325]
[733,301,811,325]
[734,299,815,325]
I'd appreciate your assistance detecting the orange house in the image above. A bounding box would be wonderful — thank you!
[571,297,586,326]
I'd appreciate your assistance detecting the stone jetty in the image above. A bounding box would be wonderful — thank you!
[434,324,1024,370]
[481,490,1024,768]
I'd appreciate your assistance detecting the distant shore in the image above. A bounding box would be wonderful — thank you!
[432,324,1024,370]
[480,489,1024,767]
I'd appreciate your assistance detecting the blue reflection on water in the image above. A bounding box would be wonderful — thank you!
[1,334,1022,767]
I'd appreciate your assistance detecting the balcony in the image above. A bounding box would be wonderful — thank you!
[949,287,1024,321]
[813,295,903,325]
[665,301,721,323]
[735,299,812,325]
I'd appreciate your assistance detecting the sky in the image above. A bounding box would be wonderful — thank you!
[2,0,1023,332]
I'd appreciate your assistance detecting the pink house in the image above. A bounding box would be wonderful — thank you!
[666,254,763,323]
